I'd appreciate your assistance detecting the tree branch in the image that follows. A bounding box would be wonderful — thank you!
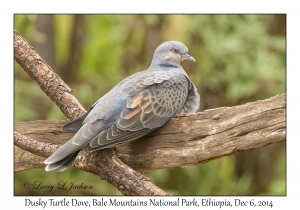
[15,93,286,173]
[14,30,169,196]
[14,30,85,121]
[14,131,168,195]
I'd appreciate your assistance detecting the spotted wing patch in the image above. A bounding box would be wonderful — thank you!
[86,74,189,151]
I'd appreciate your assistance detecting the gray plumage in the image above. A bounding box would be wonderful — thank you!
[44,41,200,171]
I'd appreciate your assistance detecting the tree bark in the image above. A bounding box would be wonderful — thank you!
[14,30,85,121]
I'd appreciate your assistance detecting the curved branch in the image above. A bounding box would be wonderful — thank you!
[14,30,169,196]
[14,30,85,121]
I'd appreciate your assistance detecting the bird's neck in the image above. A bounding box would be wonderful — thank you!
[159,62,179,68]
[149,59,181,70]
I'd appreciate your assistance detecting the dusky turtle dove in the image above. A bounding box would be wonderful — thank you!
[44,41,200,171]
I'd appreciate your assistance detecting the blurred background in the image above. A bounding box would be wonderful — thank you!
[14,14,286,195]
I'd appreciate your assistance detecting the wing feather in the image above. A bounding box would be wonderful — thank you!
[86,73,189,151]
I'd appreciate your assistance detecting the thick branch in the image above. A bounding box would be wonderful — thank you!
[15,93,286,173]
[14,30,169,196]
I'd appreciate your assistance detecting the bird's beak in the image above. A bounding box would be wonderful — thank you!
[183,53,196,62]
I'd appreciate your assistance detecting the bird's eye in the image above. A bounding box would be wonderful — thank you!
[171,48,179,54]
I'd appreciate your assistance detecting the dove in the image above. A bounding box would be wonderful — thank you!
[44,41,200,171]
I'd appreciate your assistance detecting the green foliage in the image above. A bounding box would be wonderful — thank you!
[14,14,285,195]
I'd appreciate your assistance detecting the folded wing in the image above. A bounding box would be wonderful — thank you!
[84,73,189,151]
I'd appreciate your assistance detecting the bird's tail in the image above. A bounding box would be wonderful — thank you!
[44,150,80,172]
[44,125,91,172]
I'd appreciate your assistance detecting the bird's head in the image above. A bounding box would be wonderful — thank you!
[151,41,195,67]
